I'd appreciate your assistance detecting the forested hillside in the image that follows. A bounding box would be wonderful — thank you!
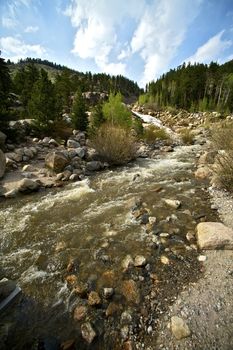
[8,58,142,98]
[141,60,233,113]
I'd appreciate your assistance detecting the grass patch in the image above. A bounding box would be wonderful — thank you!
[143,125,170,144]
[179,128,194,145]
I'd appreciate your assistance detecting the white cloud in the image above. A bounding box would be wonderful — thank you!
[185,30,232,64]
[1,0,33,28]
[66,0,146,75]
[2,16,17,28]
[131,0,202,85]
[24,25,39,33]
[0,36,46,62]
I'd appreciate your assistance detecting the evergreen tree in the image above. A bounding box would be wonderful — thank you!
[28,69,58,130]
[0,54,12,133]
[71,90,88,131]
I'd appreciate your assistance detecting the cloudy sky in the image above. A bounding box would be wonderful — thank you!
[1,0,233,86]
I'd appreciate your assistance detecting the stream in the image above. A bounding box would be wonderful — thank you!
[0,128,218,349]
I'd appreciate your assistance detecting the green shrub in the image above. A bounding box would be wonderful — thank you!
[103,92,132,129]
[143,125,169,144]
[179,128,194,145]
[132,118,144,138]
[90,124,136,165]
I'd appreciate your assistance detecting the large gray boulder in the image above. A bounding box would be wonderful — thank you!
[196,222,233,249]
[45,151,69,172]
[0,150,6,178]
[86,161,103,172]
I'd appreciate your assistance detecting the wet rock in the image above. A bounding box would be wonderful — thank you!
[164,199,181,209]
[62,170,72,181]
[196,222,233,249]
[67,139,80,148]
[140,213,150,224]
[171,316,191,340]
[103,288,114,299]
[0,150,6,178]
[0,278,16,299]
[121,280,140,304]
[69,174,79,181]
[81,322,96,344]
[22,164,35,172]
[73,282,88,298]
[88,291,101,306]
[73,305,87,321]
[55,241,66,252]
[48,139,59,147]
[4,188,19,198]
[186,231,195,242]
[86,161,103,172]
[18,178,40,193]
[134,255,147,267]
[45,151,69,172]
[195,166,211,179]
[122,255,134,271]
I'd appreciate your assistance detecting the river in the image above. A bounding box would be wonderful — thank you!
[0,122,217,349]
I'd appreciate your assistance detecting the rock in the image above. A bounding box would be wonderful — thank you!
[17,178,39,193]
[67,139,80,148]
[22,164,35,172]
[7,152,22,163]
[0,131,7,148]
[198,255,207,262]
[140,213,150,224]
[73,283,88,298]
[75,147,85,158]
[33,138,39,142]
[0,149,6,178]
[122,255,134,271]
[171,316,191,340]
[164,199,181,209]
[196,222,233,249]
[186,231,195,242]
[45,151,69,172]
[88,291,101,306]
[69,174,79,181]
[195,166,211,180]
[86,161,103,172]
[73,305,87,321]
[122,341,134,350]
[4,189,19,198]
[198,150,216,165]
[48,139,59,147]
[62,170,72,181]
[105,302,119,317]
[55,241,66,252]
[0,278,16,299]
[66,275,78,286]
[81,322,96,344]
[103,288,114,299]
[42,137,51,144]
[23,148,34,158]
[121,325,129,340]
[134,255,147,267]
[160,255,169,265]
[121,280,140,304]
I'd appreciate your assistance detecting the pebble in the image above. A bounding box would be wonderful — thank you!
[103,287,114,298]
[170,316,191,340]
[88,291,101,306]
[160,256,170,265]
[198,255,207,262]
[81,322,96,344]
[134,255,147,267]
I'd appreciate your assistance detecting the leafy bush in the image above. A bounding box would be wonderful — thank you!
[103,92,132,129]
[90,124,136,165]
[143,125,169,144]
[179,128,194,145]
[132,118,144,138]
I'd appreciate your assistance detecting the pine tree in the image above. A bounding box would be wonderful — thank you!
[0,54,12,133]
[28,69,58,130]
[71,90,88,131]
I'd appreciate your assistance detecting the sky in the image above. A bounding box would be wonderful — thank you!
[0,0,233,87]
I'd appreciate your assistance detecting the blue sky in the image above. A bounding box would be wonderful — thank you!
[1,0,233,87]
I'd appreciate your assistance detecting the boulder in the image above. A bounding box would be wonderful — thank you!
[195,166,211,180]
[45,151,69,172]
[0,149,6,178]
[171,316,191,340]
[0,131,7,148]
[17,178,40,193]
[196,222,233,249]
[67,139,80,148]
[86,161,103,172]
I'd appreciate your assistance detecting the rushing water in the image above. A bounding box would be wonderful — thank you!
[0,144,217,349]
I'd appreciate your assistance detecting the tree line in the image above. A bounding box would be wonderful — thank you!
[140,60,233,113]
